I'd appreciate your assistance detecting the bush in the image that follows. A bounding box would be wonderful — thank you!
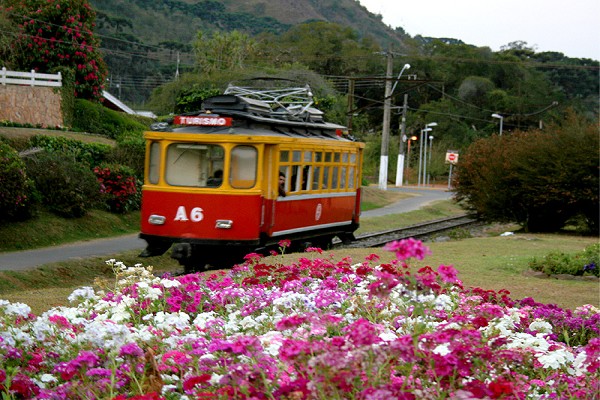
[24,152,101,218]
[108,134,146,177]
[29,135,111,167]
[72,99,150,139]
[453,110,599,233]
[93,164,140,213]
[529,243,599,277]
[0,142,33,221]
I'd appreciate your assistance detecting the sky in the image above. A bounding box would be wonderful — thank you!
[360,0,600,60]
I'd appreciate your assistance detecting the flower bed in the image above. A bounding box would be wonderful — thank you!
[0,239,598,399]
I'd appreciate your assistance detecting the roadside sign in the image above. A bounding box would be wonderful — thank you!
[445,150,459,164]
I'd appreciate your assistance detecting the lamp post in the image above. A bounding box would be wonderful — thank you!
[418,122,437,186]
[405,135,417,183]
[492,113,503,135]
[427,135,434,185]
[379,61,410,190]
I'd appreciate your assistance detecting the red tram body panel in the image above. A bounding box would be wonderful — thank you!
[140,190,263,242]
[138,84,364,271]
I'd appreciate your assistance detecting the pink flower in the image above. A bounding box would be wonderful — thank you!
[437,264,462,285]
[278,239,291,249]
[383,238,431,261]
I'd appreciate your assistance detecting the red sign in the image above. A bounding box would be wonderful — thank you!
[174,115,232,127]
[445,151,459,164]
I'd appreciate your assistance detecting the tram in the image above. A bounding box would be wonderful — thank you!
[138,83,364,271]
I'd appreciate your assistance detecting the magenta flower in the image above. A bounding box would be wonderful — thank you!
[437,264,462,285]
[383,238,432,261]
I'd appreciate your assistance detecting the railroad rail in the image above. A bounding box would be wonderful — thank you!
[336,214,480,249]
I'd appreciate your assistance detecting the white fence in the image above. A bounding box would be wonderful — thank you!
[0,67,62,87]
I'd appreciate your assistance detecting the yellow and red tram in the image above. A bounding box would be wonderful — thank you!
[139,86,364,271]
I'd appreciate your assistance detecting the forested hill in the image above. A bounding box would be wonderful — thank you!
[89,0,410,102]
[91,0,406,46]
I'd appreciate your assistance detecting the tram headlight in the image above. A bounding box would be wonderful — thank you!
[215,220,233,229]
[148,215,166,225]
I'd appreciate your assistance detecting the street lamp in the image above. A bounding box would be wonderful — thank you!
[379,63,411,190]
[405,135,417,183]
[492,113,503,136]
[427,135,434,185]
[418,122,437,186]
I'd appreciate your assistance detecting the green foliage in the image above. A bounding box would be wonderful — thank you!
[529,244,599,277]
[0,142,33,221]
[453,110,599,233]
[93,164,140,213]
[72,99,149,139]
[29,135,111,167]
[24,152,101,218]
[267,21,382,77]
[193,30,258,74]
[4,0,108,100]
[55,67,76,128]
[176,87,221,114]
[107,136,146,178]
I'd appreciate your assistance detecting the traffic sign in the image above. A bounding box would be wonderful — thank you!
[445,151,459,164]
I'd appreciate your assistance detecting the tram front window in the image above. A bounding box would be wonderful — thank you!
[165,143,224,187]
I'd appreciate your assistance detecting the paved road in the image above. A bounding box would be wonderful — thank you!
[0,186,454,271]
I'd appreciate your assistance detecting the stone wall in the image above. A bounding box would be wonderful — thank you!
[0,85,63,127]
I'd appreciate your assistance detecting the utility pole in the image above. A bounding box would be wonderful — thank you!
[395,93,408,186]
[378,50,393,191]
[346,78,355,135]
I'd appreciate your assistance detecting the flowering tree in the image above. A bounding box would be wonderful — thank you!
[3,0,107,100]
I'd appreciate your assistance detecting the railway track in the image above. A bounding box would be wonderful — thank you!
[336,214,480,249]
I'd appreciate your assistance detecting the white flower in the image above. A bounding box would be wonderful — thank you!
[68,286,96,303]
[379,329,398,342]
[40,374,57,383]
[192,311,218,329]
[528,319,553,334]
[433,343,452,356]
[537,347,575,369]
[2,301,31,317]
[260,331,284,357]
[210,374,223,385]
[434,294,454,310]
[161,279,181,288]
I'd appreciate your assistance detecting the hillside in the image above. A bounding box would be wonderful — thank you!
[89,0,408,103]
[91,0,406,48]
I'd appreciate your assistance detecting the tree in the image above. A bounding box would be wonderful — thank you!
[453,110,599,233]
[3,0,107,100]
[193,30,258,74]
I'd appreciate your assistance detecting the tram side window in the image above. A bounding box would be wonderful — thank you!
[148,142,160,184]
[165,144,224,187]
[230,145,257,189]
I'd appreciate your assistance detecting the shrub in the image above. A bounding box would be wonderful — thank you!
[93,164,139,213]
[72,99,150,139]
[24,152,100,218]
[453,110,599,233]
[0,142,33,221]
[108,134,146,177]
[29,135,111,167]
[529,243,600,277]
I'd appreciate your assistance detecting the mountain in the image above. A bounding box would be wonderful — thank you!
[89,0,408,104]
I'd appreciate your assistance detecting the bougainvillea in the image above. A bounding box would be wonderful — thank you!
[3,0,108,100]
[0,239,598,399]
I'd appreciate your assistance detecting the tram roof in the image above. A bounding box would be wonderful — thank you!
[151,91,357,142]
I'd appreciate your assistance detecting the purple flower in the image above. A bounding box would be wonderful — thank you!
[119,343,144,358]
